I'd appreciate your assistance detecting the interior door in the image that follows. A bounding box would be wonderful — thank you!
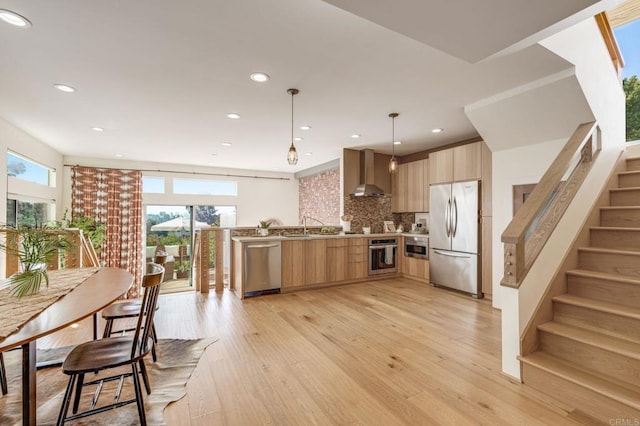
[429,183,451,250]
[451,180,480,254]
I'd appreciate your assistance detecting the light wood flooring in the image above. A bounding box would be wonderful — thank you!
[41,278,597,425]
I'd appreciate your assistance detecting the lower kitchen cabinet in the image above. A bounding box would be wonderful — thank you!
[305,239,327,285]
[282,240,305,288]
[327,239,348,282]
[402,255,430,282]
[347,238,367,280]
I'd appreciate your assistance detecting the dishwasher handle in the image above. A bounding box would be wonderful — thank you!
[246,243,280,249]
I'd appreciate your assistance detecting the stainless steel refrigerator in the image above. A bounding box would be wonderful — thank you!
[429,180,482,298]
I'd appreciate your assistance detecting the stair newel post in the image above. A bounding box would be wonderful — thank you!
[502,237,524,288]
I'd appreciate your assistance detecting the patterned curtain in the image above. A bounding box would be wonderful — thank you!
[71,167,143,298]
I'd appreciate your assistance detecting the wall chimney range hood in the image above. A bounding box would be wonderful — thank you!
[351,149,386,197]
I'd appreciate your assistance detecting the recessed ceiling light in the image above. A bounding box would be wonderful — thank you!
[70,323,79,329]
[115,154,123,158]
[211,153,217,156]
[299,125,311,130]
[305,152,312,156]
[432,128,444,133]
[249,72,270,82]
[221,142,232,146]
[394,141,402,145]
[0,9,32,28]
[91,127,104,132]
[226,113,240,119]
[54,84,76,93]
[351,134,361,139]
[293,137,303,142]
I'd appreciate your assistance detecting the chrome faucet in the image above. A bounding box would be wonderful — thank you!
[302,215,324,235]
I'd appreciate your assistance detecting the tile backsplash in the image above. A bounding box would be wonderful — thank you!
[343,195,393,234]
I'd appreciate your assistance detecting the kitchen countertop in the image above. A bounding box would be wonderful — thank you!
[233,233,399,243]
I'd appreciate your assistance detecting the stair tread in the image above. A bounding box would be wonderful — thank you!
[578,246,640,256]
[538,321,640,359]
[521,352,640,410]
[553,294,640,320]
[591,226,640,232]
[610,187,640,192]
[619,170,640,176]
[600,206,640,210]
[567,269,640,285]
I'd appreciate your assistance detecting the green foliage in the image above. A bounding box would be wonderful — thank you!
[259,220,271,229]
[0,224,72,297]
[194,206,219,226]
[175,260,190,273]
[624,75,640,142]
[50,210,106,253]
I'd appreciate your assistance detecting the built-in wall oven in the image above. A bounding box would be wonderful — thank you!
[368,238,397,275]
[405,236,429,259]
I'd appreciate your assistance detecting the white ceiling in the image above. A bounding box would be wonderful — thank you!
[0,0,614,173]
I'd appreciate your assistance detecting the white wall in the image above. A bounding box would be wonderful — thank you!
[498,18,625,379]
[62,156,299,227]
[465,17,624,379]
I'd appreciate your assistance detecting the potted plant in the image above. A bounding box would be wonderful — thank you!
[258,220,271,237]
[0,224,72,297]
[175,260,190,279]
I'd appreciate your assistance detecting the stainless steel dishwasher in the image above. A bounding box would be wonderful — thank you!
[244,241,282,296]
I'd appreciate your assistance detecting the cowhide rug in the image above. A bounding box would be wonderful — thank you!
[0,338,217,425]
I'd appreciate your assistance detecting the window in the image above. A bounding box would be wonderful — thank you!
[142,176,165,193]
[7,152,53,186]
[173,178,237,196]
[6,199,52,227]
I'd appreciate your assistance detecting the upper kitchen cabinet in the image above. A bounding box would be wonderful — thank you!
[453,143,482,182]
[393,159,429,213]
[392,163,408,212]
[428,149,453,184]
[429,141,490,184]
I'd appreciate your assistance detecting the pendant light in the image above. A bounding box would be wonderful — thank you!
[287,88,299,165]
[388,112,399,173]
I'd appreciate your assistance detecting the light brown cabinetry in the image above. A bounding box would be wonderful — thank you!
[347,238,367,280]
[392,163,408,212]
[304,239,327,285]
[282,240,305,288]
[429,148,454,184]
[393,159,429,213]
[327,239,348,282]
[403,256,430,282]
[429,142,484,184]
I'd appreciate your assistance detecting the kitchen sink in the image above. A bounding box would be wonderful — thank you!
[283,233,307,238]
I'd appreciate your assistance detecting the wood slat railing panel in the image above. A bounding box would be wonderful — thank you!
[501,122,600,288]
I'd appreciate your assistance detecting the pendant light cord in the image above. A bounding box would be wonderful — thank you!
[391,115,395,158]
[291,90,294,148]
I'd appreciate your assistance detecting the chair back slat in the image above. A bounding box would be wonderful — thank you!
[130,262,164,359]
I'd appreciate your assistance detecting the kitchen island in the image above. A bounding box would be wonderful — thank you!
[231,232,429,298]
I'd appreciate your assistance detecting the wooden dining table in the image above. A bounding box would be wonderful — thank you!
[0,267,134,426]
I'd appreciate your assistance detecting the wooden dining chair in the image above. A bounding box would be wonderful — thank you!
[56,263,164,425]
[101,252,167,361]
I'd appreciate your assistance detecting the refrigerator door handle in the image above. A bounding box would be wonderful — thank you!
[452,197,458,237]
[433,249,471,258]
[445,198,451,237]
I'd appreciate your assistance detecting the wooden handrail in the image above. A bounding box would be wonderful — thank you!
[501,121,600,288]
[595,12,624,76]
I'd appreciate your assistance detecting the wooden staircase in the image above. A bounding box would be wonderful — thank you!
[520,157,640,422]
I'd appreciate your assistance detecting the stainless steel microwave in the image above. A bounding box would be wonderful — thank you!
[405,236,428,259]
